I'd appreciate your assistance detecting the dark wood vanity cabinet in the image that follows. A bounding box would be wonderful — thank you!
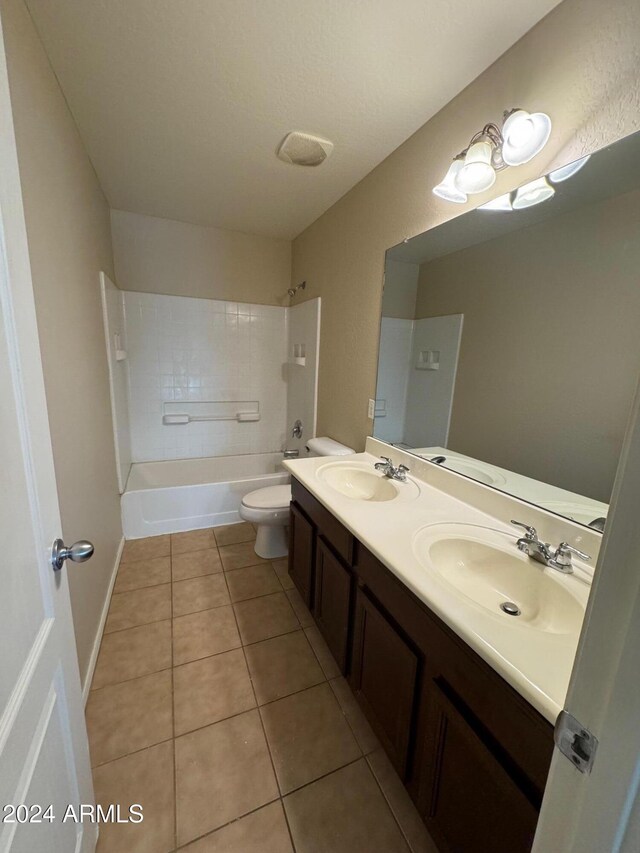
[288,478,554,853]
[418,680,540,853]
[288,478,355,674]
[313,538,352,672]
[350,584,420,779]
[288,501,315,608]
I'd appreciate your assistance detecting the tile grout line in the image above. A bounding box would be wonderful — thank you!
[172,796,283,852]
[221,559,299,853]
[364,753,417,853]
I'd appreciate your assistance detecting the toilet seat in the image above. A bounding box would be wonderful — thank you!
[242,484,291,511]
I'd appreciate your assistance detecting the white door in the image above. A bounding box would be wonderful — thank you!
[533,375,640,850]
[0,20,95,853]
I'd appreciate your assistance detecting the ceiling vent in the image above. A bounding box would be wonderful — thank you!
[277,131,334,167]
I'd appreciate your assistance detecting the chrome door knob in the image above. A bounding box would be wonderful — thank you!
[51,538,94,572]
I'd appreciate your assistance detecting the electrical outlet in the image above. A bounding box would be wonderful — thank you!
[367,398,375,420]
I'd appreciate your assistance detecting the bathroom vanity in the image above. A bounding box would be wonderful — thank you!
[285,446,595,853]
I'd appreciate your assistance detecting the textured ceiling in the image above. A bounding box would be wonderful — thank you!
[25,0,561,239]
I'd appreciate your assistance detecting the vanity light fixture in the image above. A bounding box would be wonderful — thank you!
[432,156,467,203]
[501,110,552,166]
[478,192,513,212]
[479,153,591,213]
[433,107,551,203]
[548,154,591,183]
[511,176,555,210]
[456,138,497,194]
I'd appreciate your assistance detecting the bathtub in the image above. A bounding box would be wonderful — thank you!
[121,451,290,539]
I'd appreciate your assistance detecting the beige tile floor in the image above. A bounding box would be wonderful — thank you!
[87,522,437,853]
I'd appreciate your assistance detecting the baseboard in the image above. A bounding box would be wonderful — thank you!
[82,536,124,705]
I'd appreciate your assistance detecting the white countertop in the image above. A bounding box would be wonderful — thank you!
[284,449,592,724]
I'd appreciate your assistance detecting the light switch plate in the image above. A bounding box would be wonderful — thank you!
[368,398,375,420]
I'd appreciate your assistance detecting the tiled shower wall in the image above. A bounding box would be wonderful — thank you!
[286,298,321,454]
[124,292,288,461]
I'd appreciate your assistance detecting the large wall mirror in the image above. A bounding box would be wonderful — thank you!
[374,131,640,532]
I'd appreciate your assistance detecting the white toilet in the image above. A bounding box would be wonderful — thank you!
[240,436,355,559]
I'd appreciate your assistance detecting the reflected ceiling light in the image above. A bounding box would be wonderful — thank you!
[549,154,591,183]
[478,193,513,212]
[455,139,496,194]
[512,177,555,210]
[501,110,552,166]
[432,107,552,204]
[432,157,467,203]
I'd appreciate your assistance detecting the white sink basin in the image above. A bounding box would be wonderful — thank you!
[422,457,506,487]
[412,523,586,634]
[317,461,420,503]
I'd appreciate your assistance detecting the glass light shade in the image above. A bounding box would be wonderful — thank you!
[512,177,555,210]
[549,154,591,183]
[432,159,467,203]
[455,142,496,194]
[501,110,552,166]
[478,193,513,212]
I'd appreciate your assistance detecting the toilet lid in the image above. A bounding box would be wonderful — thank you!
[242,484,292,510]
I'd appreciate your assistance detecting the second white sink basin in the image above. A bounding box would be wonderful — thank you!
[317,461,420,503]
[413,523,586,635]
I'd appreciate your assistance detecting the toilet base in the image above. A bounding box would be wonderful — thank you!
[255,523,288,559]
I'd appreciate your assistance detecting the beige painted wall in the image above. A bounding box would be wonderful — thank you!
[111,209,291,305]
[415,189,640,503]
[2,0,122,689]
[291,0,640,452]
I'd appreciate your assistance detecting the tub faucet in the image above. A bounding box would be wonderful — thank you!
[511,520,591,574]
[374,456,410,482]
[291,419,303,439]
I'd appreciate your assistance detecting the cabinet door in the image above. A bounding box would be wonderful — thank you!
[420,681,539,853]
[349,585,420,779]
[314,537,352,673]
[288,502,315,608]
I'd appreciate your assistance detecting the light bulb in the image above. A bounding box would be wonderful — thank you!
[549,154,591,183]
[478,193,513,212]
[432,159,467,203]
[502,110,552,166]
[512,177,555,209]
[455,141,496,194]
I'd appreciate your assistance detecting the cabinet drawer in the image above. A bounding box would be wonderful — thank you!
[314,537,353,673]
[349,585,421,779]
[291,478,354,564]
[419,680,539,853]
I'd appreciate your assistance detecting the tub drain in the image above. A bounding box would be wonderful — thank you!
[500,601,521,616]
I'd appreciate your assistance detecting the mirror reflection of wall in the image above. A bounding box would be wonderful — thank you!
[377,266,463,448]
[375,131,640,529]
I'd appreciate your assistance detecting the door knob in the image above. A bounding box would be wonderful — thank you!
[51,538,94,572]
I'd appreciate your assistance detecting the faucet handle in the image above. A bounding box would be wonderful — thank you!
[398,464,410,473]
[555,542,591,563]
[511,520,538,540]
[379,456,391,463]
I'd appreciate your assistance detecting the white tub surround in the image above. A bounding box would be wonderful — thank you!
[124,291,288,462]
[100,273,132,493]
[122,451,288,539]
[285,298,321,453]
[284,438,601,724]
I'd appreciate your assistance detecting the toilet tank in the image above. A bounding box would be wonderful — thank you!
[305,436,355,457]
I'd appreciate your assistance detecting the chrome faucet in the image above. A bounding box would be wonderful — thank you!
[374,456,410,482]
[511,520,590,574]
